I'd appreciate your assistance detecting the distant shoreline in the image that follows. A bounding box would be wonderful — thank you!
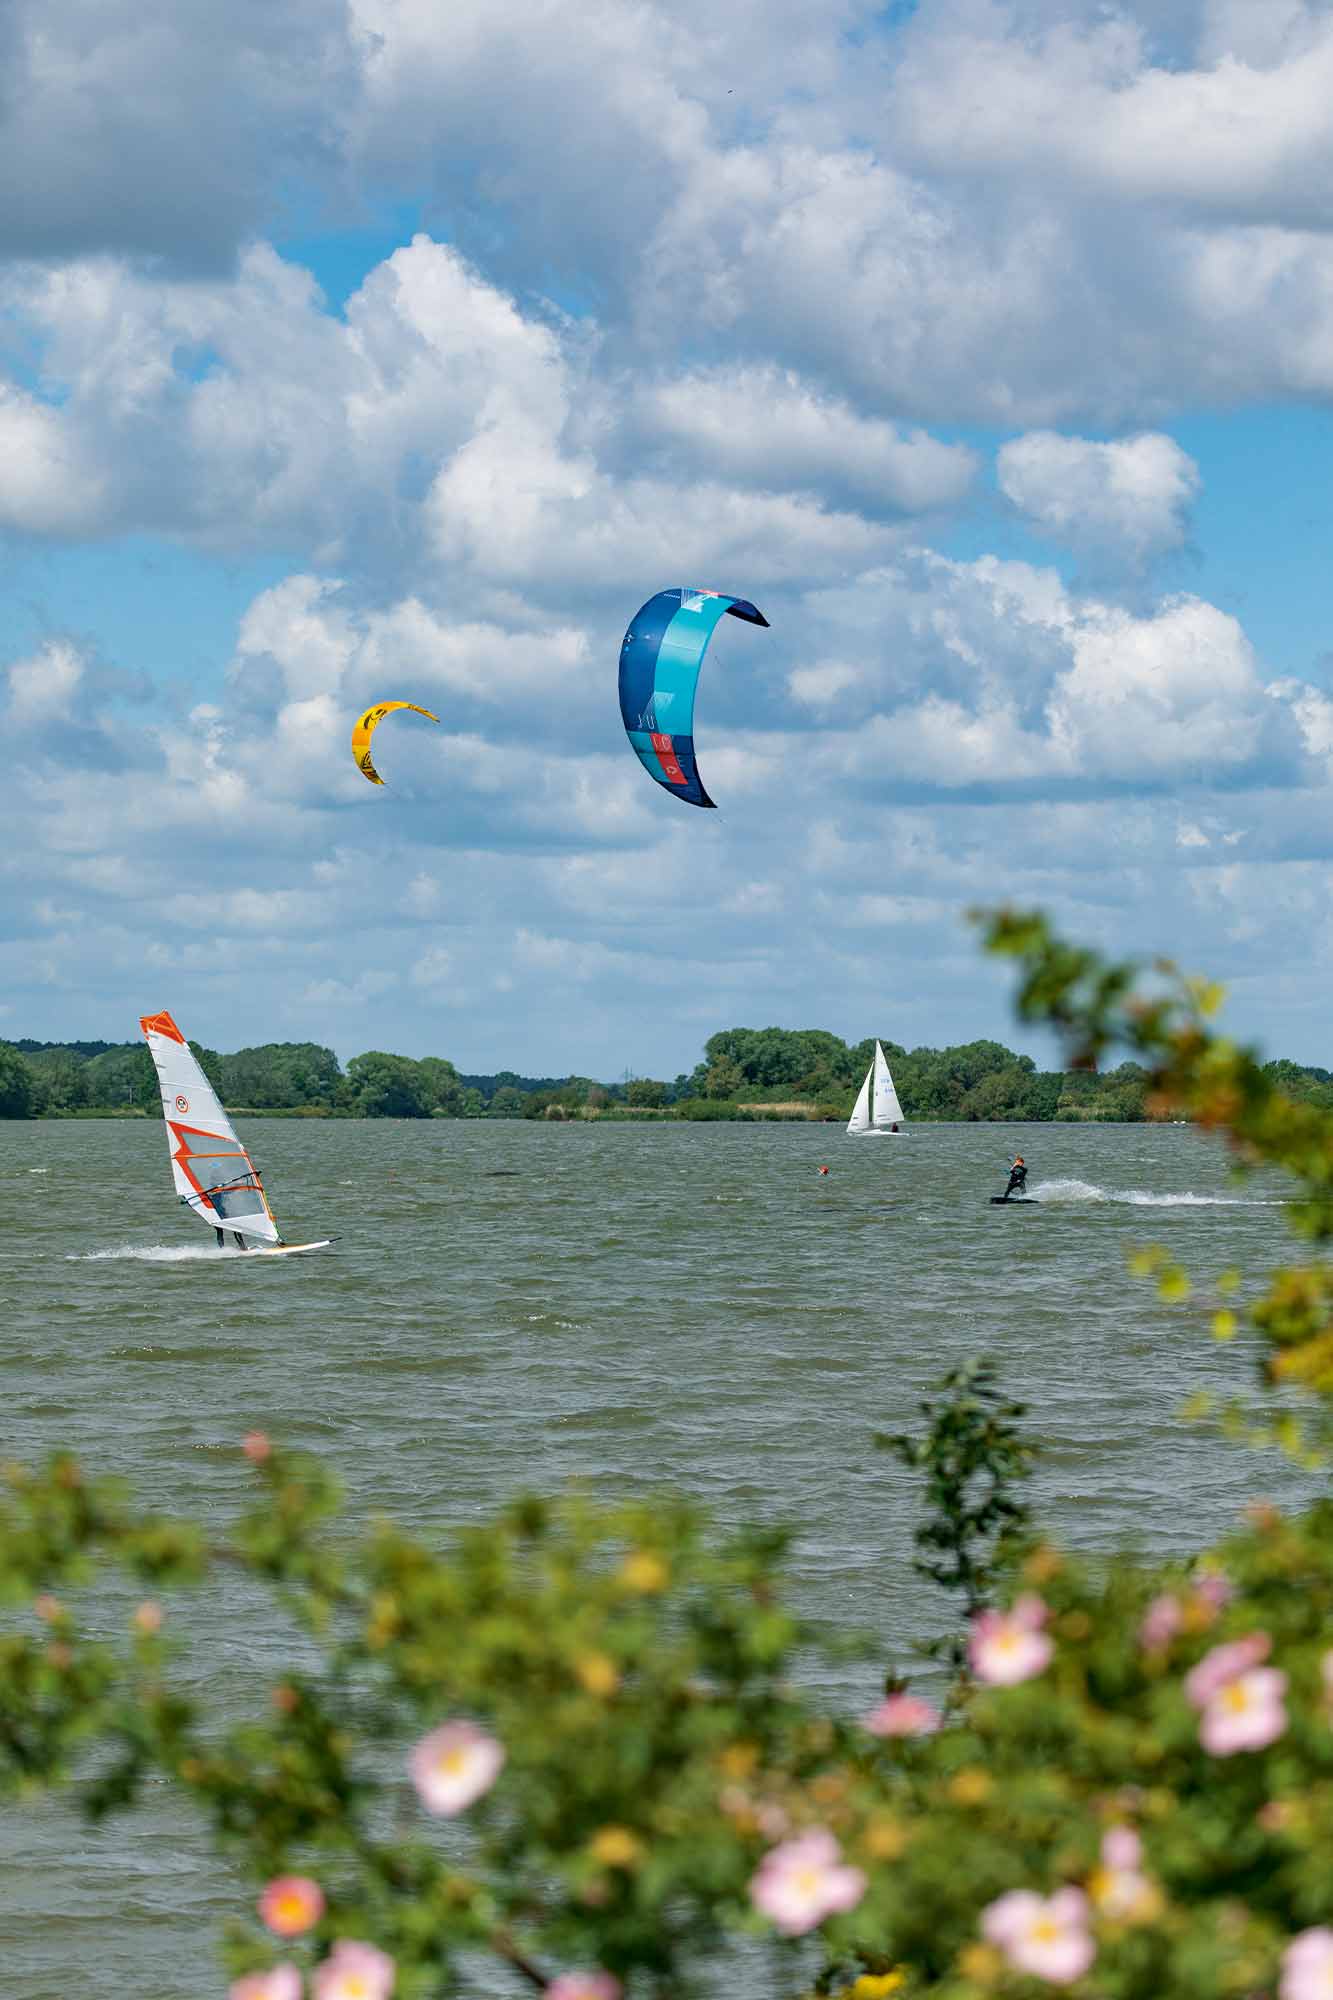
[5,1027,1328,1123]
[10,1106,1189,1126]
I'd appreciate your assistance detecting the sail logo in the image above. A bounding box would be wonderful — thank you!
[175,1094,190,1113]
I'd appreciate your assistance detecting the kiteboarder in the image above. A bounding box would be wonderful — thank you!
[1002,1156,1027,1200]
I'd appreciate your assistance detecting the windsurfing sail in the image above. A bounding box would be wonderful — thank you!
[846,1068,872,1136]
[618,587,769,808]
[138,1011,281,1245]
[873,1043,904,1126]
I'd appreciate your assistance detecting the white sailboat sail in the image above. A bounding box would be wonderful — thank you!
[139,1011,281,1245]
[846,1065,873,1135]
[872,1042,904,1127]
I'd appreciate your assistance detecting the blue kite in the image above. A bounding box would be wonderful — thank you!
[617,588,769,809]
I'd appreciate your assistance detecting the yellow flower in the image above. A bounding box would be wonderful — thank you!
[861,1817,907,1860]
[619,1550,669,1593]
[589,1825,642,1869]
[719,1740,760,1780]
[850,1971,906,1997]
[957,1942,1002,1985]
[575,1651,620,1697]
[948,1768,992,1807]
[1023,1545,1064,1585]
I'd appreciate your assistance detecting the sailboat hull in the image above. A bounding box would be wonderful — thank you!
[249,1239,333,1257]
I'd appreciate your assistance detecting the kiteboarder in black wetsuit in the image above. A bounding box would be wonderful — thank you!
[1002,1156,1027,1201]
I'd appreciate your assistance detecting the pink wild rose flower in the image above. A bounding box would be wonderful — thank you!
[1100,1828,1141,1872]
[546,1976,622,2000]
[969,1595,1053,1686]
[1184,1632,1272,1707]
[1199,1667,1289,1756]
[230,1972,302,2000]
[1139,1593,1183,1652]
[409,1720,505,1815]
[259,1876,325,1937]
[862,1692,941,1737]
[982,1888,1095,1985]
[1090,1827,1159,1923]
[750,1829,867,1936]
[1281,1928,1333,2000]
[312,1940,396,2000]
[1192,1568,1232,1612]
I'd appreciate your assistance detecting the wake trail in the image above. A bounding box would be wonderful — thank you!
[68,1244,240,1264]
[1031,1178,1282,1209]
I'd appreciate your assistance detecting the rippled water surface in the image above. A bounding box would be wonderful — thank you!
[0,1117,1314,1997]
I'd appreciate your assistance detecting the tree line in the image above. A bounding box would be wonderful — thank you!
[0,1025,1329,1122]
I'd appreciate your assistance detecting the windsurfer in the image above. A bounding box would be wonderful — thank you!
[1002,1156,1027,1200]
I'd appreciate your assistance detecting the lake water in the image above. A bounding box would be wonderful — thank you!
[0,1117,1314,1997]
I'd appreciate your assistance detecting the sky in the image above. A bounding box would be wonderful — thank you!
[2,0,1332,1077]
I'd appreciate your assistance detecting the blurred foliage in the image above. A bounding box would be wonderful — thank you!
[876,1362,1036,1669]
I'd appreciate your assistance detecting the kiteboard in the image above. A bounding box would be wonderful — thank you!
[989,1196,1040,1205]
[139,1010,326,1257]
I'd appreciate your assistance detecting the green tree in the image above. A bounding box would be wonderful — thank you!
[0,1042,38,1118]
[345,1052,432,1118]
[25,1047,89,1113]
[626,1079,666,1108]
[703,1053,744,1099]
[83,1045,157,1112]
[487,1085,527,1118]
[417,1056,467,1116]
[218,1043,343,1110]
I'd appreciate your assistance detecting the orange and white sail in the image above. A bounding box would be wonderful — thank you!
[138,1010,281,1244]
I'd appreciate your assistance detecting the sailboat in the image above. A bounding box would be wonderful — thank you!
[846,1041,908,1138]
[139,1010,330,1255]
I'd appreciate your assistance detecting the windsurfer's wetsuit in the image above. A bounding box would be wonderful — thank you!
[1003,1161,1028,1200]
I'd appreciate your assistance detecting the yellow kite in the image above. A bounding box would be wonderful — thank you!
[351,701,440,785]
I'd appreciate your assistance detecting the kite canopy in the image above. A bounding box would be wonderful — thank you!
[351,701,440,786]
[618,588,769,809]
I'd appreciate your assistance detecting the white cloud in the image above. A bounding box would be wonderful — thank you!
[891,5,1333,226]
[298,969,398,1009]
[408,947,454,993]
[800,555,1310,794]
[6,638,85,720]
[0,386,107,534]
[997,431,1200,565]
[639,366,977,514]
